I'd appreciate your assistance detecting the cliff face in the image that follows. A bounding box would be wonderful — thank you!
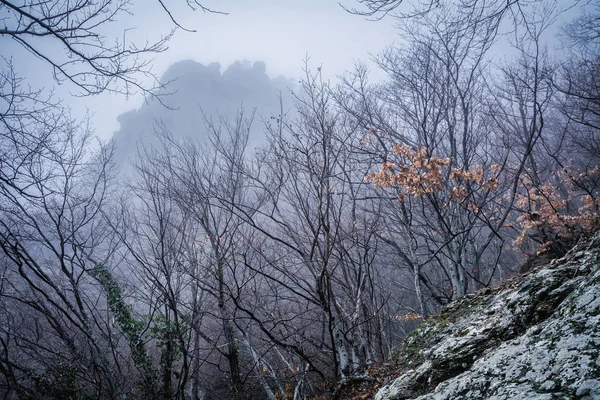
[374,234,600,400]
[111,60,291,169]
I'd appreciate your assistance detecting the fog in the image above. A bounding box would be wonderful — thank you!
[2,1,598,399]
[3,0,397,144]
[112,59,292,166]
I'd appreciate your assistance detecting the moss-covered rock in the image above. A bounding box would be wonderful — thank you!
[375,234,600,400]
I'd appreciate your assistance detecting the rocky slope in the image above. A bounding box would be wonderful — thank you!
[371,234,600,400]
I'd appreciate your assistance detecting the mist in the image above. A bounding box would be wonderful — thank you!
[112,59,292,167]
[1,1,599,399]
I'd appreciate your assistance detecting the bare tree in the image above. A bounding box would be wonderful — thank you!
[346,0,554,28]
[210,68,411,394]
[338,1,587,308]
[508,2,600,256]
[0,0,223,97]
[339,4,509,304]
[118,111,285,399]
[0,1,226,398]
[0,100,128,397]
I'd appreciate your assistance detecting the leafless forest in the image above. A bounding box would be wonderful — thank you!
[1,0,599,399]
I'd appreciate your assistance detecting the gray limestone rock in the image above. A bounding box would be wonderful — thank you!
[375,234,600,400]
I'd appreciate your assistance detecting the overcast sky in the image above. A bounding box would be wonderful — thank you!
[4,0,399,142]
[4,0,587,144]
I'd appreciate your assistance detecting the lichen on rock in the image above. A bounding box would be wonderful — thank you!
[375,234,600,400]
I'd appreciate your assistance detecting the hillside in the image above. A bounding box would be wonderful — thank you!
[339,234,600,400]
